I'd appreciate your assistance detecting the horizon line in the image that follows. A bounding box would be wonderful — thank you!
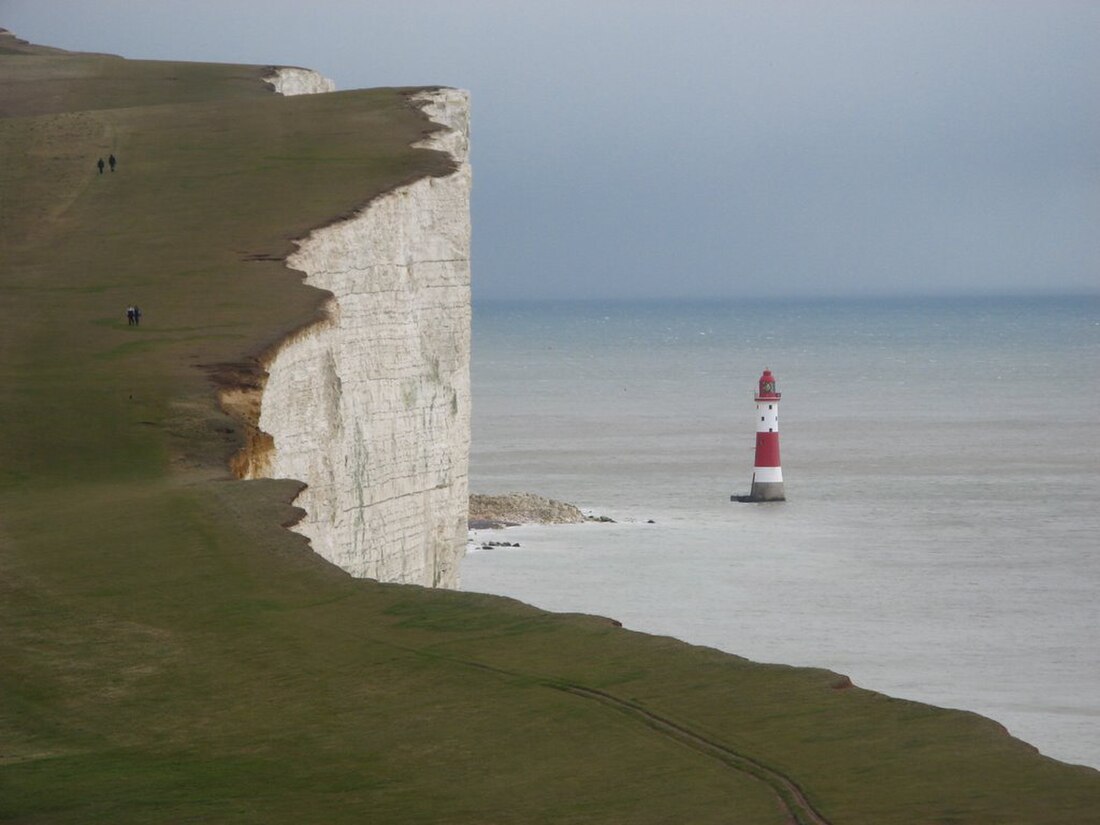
[473,290,1100,305]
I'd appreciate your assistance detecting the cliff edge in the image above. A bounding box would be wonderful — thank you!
[242,81,471,588]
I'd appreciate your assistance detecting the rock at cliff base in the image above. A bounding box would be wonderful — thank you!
[469,493,586,526]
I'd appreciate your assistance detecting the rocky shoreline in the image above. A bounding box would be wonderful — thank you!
[469,492,613,529]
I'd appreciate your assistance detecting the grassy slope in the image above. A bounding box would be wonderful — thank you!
[1,31,1098,824]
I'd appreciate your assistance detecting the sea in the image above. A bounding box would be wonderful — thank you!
[460,295,1100,770]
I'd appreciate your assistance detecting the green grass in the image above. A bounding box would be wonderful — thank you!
[2,30,1099,824]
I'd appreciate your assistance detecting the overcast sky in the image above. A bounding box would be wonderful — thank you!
[4,1,1098,300]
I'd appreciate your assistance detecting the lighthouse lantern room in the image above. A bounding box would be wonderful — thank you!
[745,368,785,502]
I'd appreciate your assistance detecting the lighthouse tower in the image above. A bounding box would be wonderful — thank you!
[748,368,785,502]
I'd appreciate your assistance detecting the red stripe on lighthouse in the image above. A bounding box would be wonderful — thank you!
[755,431,781,467]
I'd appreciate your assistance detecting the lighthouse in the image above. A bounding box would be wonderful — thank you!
[734,368,785,502]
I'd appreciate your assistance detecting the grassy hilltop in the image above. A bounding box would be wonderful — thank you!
[1,30,1098,824]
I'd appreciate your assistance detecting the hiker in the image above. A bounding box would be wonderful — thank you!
[108,154,116,172]
[133,305,142,326]
[126,306,135,326]
[97,157,105,174]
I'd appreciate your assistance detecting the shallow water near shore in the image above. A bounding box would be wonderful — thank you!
[462,295,1100,769]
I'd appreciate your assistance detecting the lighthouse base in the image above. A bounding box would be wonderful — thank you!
[750,480,785,501]
[731,481,786,503]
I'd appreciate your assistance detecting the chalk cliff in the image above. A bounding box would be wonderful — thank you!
[264,67,337,96]
[245,82,471,588]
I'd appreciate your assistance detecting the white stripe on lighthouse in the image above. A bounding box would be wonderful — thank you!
[756,403,779,432]
[752,466,783,483]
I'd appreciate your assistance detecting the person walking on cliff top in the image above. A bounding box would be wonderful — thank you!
[126,306,135,326]
[133,305,142,326]
[97,157,104,174]
[108,154,116,172]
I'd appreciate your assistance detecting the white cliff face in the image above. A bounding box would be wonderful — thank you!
[249,88,471,588]
[264,67,337,95]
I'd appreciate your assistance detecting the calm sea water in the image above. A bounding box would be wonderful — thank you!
[461,295,1100,769]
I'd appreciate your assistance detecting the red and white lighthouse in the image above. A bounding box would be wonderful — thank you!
[746,368,785,501]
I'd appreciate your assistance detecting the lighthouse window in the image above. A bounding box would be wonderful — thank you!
[769,427,774,432]
[761,416,765,422]
[768,404,773,410]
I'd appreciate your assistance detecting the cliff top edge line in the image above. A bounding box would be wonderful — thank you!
[237,75,472,589]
